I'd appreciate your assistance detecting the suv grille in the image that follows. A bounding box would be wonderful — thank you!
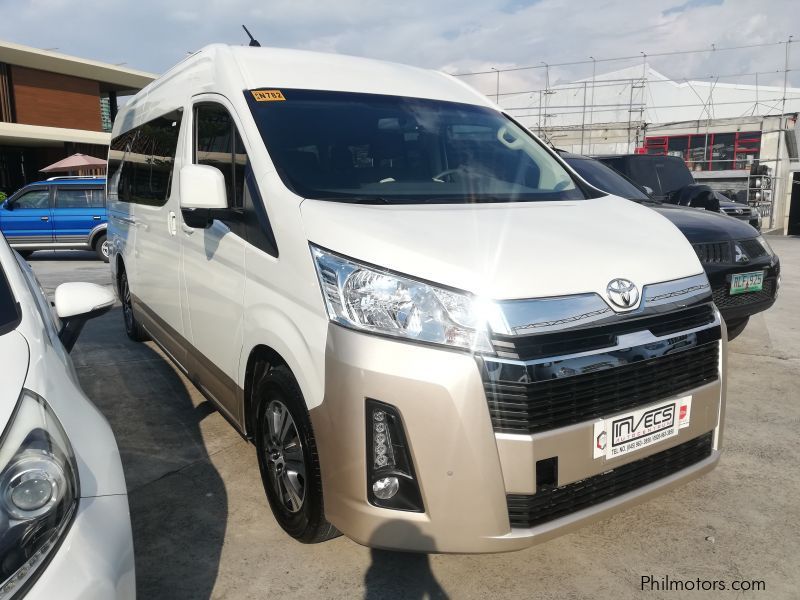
[484,342,719,435]
[721,206,752,218]
[693,242,731,264]
[712,278,776,309]
[506,432,713,529]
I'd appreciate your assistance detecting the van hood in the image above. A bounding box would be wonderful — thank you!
[300,195,703,301]
[0,330,29,433]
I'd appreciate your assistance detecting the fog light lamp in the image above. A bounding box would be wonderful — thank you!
[372,476,399,500]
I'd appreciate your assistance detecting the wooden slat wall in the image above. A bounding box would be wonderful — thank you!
[10,65,102,131]
[0,63,13,122]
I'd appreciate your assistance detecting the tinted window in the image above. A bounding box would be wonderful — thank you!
[565,157,649,201]
[246,89,587,204]
[0,261,20,336]
[108,110,182,206]
[194,103,247,208]
[13,189,49,209]
[55,188,105,209]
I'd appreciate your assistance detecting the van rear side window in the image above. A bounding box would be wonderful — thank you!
[108,110,182,206]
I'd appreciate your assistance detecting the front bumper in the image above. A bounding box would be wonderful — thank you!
[707,258,780,324]
[26,495,135,599]
[311,323,725,553]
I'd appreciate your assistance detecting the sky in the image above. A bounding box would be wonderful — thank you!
[0,0,797,97]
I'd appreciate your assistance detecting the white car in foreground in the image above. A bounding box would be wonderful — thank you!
[0,235,134,598]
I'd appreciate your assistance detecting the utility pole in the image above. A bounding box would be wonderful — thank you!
[491,67,500,104]
[580,81,587,153]
[588,56,596,154]
[772,35,792,230]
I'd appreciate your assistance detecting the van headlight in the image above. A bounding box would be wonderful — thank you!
[0,391,78,597]
[311,245,494,353]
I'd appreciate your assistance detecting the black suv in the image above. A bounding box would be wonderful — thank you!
[561,152,780,339]
[595,154,760,230]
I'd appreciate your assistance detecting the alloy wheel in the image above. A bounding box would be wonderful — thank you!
[263,399,306,513]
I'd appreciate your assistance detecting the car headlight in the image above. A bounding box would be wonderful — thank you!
[754,235,773,256]
[311,245,494,353]
[0,391,78,598]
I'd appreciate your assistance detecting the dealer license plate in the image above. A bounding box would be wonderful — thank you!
[593,397,692,460]
[730,271,764,295]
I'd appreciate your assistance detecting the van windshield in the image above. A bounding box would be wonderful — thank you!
[245,89,587,203]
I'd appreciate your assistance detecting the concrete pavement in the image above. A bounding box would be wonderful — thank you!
[28,237,800,599]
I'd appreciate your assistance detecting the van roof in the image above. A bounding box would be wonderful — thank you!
[113,44,493,135]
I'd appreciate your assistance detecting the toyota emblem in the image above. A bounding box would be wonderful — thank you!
[607,278,639,309]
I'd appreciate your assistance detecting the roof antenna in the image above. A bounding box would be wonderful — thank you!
[242,25,261,47]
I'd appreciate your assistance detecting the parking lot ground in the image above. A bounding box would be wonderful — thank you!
[28,238,800,600]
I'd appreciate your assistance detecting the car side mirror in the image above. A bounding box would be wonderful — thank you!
[55,282,115,352]
[642,186,654,195]
[3,200,13,211]
[179,164,228,229]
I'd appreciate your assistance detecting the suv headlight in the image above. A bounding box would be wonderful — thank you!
[311,245,494,352]
[0,391,78,597]
[754,235,773,256]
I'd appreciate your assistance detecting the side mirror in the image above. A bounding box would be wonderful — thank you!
[179,164,228,229]
[55,282,115,352]
[642,186,654,195]
[2,200,13,211]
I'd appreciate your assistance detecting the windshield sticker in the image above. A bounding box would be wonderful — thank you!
[252,90,286,102]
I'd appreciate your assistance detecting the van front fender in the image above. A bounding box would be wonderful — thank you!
[239,302,327,412]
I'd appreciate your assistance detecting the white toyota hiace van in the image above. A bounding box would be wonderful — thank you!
[108,45,726,553]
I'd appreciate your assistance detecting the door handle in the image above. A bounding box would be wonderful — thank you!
[168,211,177,236]
[40,216,49,221]
[93,215,101,220]
[181,224,195,235]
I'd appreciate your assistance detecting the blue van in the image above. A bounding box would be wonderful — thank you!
[0,177,109,262]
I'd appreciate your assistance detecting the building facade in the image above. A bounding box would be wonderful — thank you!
[502,64,800,233]
[0,40,155,195]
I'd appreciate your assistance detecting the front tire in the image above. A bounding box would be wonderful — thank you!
[254,365,339,544]
[120,270,148,342]
[95,233,110,263]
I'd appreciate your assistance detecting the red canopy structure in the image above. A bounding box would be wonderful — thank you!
[40,153,107,176]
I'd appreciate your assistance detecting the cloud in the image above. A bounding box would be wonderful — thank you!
[0,0,795,95]
[663,0,723,17]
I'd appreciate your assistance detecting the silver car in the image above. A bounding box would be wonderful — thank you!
[0,234,134,598]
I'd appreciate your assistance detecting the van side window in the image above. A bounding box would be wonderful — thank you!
[193,102,277,257]
[194,103,246,209]
[108,110,182,206]
[55,188,105,209]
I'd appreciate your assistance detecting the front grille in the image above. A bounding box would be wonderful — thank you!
[693,241,731,264]
[712,278,776,309]
[737,238,769,261]
[484,342,719,435]
[491,303,716,361]
[506,432,714,529]
[722,206,752,218]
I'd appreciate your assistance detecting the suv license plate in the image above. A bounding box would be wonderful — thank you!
[730,271,764,295]
[593,397,692,460]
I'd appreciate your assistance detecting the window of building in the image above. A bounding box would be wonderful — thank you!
[55,188,105,209]
[108,110,183,206]
[644,131,761,172]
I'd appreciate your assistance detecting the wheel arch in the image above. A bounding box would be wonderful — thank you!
[88,223,108,248]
